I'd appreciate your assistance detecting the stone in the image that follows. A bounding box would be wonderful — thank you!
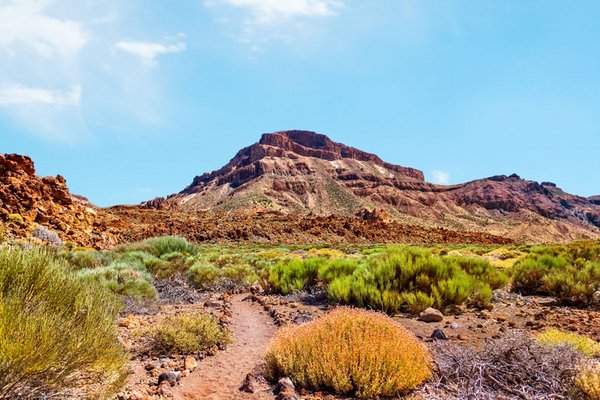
[240,373,263,393]
[450,322,461,330]
[184,355,198,371]
[158,371,180,387]
[430,329,448,340]
[278,377,296,394]
[419,307,444,323]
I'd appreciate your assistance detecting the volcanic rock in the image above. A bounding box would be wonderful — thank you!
[144,130,600,243]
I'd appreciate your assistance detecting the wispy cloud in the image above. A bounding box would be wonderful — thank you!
[115,39,186,67]
[207,0,341,24]
[0,0,88,59]
[0,83,81,107]
[430,169,450,185]
[204,0,342,49]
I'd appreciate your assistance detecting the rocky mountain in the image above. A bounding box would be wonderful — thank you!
[0,153,121,247]
[146,130,600,242]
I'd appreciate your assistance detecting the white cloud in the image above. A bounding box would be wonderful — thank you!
[204,0,342,50]
[0,0,88,59]
[0,83,81,107]
[430,170,450,185]
[115,40,186,67]
[207,0,342,24]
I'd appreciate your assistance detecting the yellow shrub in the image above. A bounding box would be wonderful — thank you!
[266,308,431,399]
[577,361,600,400]
[150,313,229,354]
[536,329,600,357]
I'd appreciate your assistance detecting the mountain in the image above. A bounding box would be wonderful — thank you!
[145,130,600,242]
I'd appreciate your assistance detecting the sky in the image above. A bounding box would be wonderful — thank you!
[1,0,599,206]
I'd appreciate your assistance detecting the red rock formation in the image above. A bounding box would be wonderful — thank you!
[149,130,600,243]
[0,153,119,247]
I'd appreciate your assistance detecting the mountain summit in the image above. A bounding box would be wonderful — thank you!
[145,130,600,242]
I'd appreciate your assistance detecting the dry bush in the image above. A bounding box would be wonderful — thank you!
[265,307,432,399]
[577,361,600,400]
[425,333,584,400]
[150,313,229,354]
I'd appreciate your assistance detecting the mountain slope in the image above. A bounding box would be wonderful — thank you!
[146,130,600,242]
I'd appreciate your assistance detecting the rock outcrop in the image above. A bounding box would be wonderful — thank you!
[0,153,120,247]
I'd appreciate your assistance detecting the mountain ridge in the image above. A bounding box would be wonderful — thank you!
[145,130,600,242]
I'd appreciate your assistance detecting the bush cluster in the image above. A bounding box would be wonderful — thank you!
[511,249,600,305]
[0,247,127,399]
[269,247,508,314]
[266,308,431,399]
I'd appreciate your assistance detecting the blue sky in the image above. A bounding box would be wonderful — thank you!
[1,0,599,206]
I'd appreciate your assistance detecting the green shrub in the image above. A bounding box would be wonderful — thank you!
[150,314,229,354]
[115,236,197,257]
[78,262,156,299]
[59,248,105,270]
[326,248,507,314]
[188,261,222,289]
[268,258,327,294]
[266,308,432,399]
[7,213,24,225]
[0,247,127,398]
[511,253,600,305]
[222,263,259,287]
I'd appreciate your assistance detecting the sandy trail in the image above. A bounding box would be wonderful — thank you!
[172,294,277,400]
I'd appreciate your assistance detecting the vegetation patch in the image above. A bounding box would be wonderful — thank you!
[0,247,127,399]
[265,308,432,399]
[149,314,229,354]
[428,334,584,399]
[511,242,600,306]
[269,247,508,313]
[536,329,600,357]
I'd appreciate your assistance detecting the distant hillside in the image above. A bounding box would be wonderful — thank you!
[144,130,600,243]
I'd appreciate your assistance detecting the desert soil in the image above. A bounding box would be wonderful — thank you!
[171,294,277,400]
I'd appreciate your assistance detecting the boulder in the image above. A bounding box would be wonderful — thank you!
[184,355,198,371]
[419,308,444,323]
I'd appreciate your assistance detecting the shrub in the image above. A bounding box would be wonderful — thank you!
[150,314,229,354]
[188,261,222,289]
[268,258,326,294]
[115,236,198,257]
[427,334,583,399]
[60,248,105,270]
[326,248,507,314]
[536,329,600,357]
[7,213,24,225]
[32,225,62,246]
[511,254,600,305]
[265,308,432,399]
[0,247,127,399]
[78,262,157,299]
[576,361,600,400]
[222,263,259,287]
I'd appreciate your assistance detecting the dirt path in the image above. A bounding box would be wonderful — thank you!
[172,294,277,400]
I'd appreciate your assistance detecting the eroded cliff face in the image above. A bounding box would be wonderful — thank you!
[0,153,122,247]
[146,130,600,243]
